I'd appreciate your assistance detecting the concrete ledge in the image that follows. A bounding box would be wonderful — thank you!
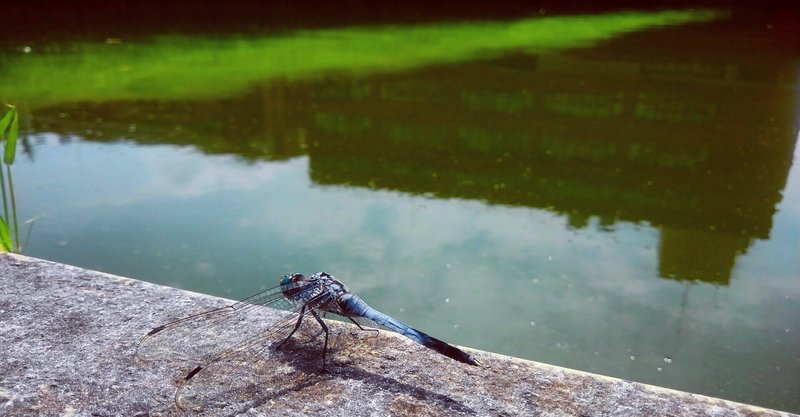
[0,253,794,417]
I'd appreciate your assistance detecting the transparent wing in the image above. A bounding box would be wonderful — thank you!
[173,291,344,412]
[134,280,311,363]
[174,308,324,413]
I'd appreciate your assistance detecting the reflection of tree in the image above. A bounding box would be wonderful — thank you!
[23,15,799,286]
[28,89,308,162]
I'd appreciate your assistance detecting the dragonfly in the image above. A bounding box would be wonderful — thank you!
[135,272,481,409]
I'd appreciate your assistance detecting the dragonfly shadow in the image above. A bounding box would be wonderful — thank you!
[336,364,476,414]
[176,333,475,416]
[246,335,477,415]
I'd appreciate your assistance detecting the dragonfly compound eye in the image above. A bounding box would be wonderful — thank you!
[281,273,304,286]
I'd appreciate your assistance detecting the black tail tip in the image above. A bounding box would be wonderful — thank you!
[462,354,483,367]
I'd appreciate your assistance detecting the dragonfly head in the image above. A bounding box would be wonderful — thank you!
[280,273,305,286]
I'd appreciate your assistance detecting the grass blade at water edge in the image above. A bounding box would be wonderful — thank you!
[0,109,12,134]
[0,164,8,231]
[0,217,12,252]
[3,111,18,165]
[5,165,19,251]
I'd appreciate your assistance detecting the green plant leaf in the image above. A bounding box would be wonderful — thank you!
[0,109,13,139]
[3,111,18,165]
[0,217,12,252]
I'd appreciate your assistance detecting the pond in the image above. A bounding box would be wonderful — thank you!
[2,3,798,413]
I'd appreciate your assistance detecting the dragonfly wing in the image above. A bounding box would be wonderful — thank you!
[134,281,312,363]
[174,307,316,413]
[176,291,348,411]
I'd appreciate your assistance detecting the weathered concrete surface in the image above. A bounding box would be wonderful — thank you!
[0,253,795,417]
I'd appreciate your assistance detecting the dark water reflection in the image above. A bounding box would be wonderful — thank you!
[5,6,799,413]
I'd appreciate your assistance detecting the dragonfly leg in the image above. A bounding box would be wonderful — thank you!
[346,316,379,335]
[277,306,306,349]
[346,316,366,330]
[310,310,329,371]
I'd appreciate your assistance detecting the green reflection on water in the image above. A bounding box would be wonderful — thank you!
[25,48,797,287]
[2,9,723,107]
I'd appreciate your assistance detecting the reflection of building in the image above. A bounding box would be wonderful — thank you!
[300,52,796,284]
[298,15,798,285]
[658,227,751,285]
[26,14,798,285]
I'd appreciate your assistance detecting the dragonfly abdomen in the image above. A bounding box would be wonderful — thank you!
[338,294,481,366]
